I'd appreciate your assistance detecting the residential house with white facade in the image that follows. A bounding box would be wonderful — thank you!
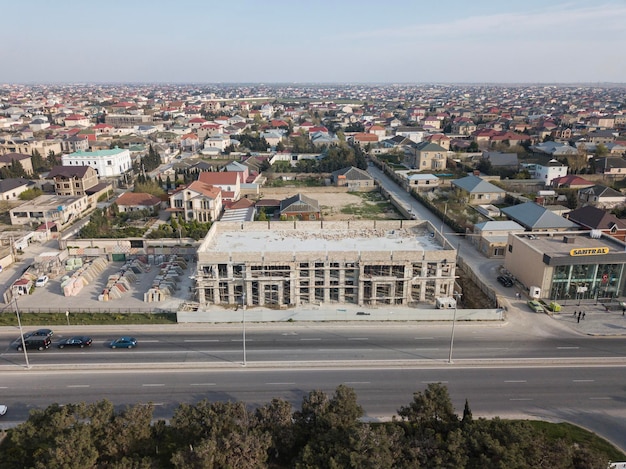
[169,180,222,222]
[532,159,568,186]
[62,148,132,177]
[198,171,241,202]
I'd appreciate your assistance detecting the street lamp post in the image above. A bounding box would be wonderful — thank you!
[448,291,462,364]
[242,290,247,366]
[13,297,30,369]
[440,202,448,235]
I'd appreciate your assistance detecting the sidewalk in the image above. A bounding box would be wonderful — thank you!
[549,302,626,336]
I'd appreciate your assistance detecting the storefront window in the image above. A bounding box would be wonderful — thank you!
[550,263,624,301]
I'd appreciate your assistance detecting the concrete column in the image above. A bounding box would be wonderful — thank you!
[278,281,284,307]
[213,279,221,305]
[339,268,346,303]
[258,281,265,306]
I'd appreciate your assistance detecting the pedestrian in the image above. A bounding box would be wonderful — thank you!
[622,307,625,316]
[582,311,586,320]
[573,310,578,318]
[577,312,581,323]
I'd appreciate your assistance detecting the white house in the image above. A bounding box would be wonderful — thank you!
[62,148,132,177]
[202,135,230,152]
[532,159,568,186]
[169,180,223,222]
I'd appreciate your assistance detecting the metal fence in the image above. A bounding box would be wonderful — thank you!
[15,307,175,314]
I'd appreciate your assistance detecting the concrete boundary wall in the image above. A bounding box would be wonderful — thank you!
[177,307,503,323]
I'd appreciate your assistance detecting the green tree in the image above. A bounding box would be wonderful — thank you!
[293,385,365,468]
[47,150,58,167]
[170,400,270,468]
[31,149,47,173]
[18,187,43,200]
[253,398,297,466]
[134,180,165,198]
[396,383,467,468]
[596,143,609,157]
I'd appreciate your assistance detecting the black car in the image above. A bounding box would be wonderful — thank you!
[58,336,92,349]
[497,275,514,287]
[24,328,54,338]
[16,336,51,351]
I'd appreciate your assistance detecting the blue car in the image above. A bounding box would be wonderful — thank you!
[110,337,137,349]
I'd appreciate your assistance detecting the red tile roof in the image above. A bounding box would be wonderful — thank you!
[198,171,240,185]
[116,192,162,207]
[186,180,221,198]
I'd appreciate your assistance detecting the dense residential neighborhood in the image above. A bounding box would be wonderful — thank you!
[1,82,626,308]
[4,0,626,465]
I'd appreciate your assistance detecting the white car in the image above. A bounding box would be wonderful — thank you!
[35,275,49,287]
[0,404,7,416]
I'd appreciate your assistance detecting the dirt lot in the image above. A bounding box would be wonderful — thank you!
[258,187,401,220]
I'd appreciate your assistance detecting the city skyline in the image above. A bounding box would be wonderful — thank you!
[1,1,626,84]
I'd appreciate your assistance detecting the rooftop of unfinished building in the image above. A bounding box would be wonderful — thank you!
[200,220,447,254]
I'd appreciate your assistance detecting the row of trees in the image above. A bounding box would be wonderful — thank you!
[79,206,209,241]
[269,144,367,174]
[0,383,611,468]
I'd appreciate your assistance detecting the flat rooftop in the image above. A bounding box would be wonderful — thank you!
[204,223,443,254]
[514,231,625,257]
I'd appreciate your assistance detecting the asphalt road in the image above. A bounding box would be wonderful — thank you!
[1,364,625,451]
[2,323,626,368]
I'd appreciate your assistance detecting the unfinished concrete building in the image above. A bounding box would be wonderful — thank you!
[195,220,457,309]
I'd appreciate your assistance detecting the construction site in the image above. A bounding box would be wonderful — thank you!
[194,219,457,309]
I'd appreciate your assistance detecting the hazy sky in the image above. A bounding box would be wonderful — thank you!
[2,0,625,84]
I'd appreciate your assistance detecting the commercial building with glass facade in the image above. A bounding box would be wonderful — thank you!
[504,231,626,302]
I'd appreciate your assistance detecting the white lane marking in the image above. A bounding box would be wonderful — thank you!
[317,349,373,352]
[504,380,527,383]
[589,397,611,400]
[138,340,159,343]
[266,382,295,385]
[573,379,595,382]
[0,386,7,389]
[557,346,579,350]
[415,348,440,351]
[348,338,368,340]
[300,338,322,341]
[142,383,165,387]
[67,384,90,388]
[510,398,533,401]
[231,339,254,342]
[415,337,435,340]
[344,381,371,385]
[190,383,216,386]
[184,339,219,342]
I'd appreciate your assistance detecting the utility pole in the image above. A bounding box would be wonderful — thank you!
[13,297,30,369]
[448,291,462,364]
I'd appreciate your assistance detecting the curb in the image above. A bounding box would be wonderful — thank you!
[2,357,626,373]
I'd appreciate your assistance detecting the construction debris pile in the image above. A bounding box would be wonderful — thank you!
[62,257,109,297]
[99,258,150,301]
[144,255,187,302]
